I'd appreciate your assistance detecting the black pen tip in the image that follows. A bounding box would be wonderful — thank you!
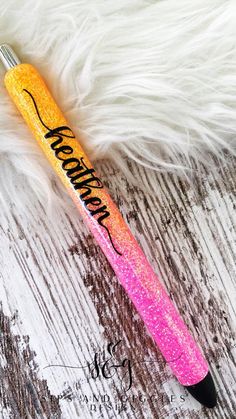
[185,372,217,408]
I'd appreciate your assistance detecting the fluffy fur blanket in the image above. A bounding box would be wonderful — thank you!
[0,0,236,205]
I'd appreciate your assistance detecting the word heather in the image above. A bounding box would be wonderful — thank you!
[23,88,121,256]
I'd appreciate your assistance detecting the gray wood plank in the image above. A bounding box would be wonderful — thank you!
[0,159,235,418]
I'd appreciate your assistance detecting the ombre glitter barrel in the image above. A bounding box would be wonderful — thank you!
[0,44,217,408]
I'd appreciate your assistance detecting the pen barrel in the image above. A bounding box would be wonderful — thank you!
[4,63,209,386]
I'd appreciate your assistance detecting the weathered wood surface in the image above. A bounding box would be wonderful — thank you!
[0,158,236,419]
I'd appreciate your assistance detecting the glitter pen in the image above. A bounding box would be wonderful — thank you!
[0,45,217,408]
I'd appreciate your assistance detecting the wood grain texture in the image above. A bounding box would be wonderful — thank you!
[0,158,236,419]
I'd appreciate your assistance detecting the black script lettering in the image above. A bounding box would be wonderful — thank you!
[73,176,103,197]
[62,157,83,172]
[54,145,73,160]
[88,352,100,379]
[83,197,102,209]
[23,88,121,256]
[45,126,75,140]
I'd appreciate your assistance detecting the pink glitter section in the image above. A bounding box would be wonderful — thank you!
[71,188,209,386]
[4,63,209,387]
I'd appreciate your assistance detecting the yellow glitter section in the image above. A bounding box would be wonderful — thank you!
[4,63,160,295]
[3,64,209,386]
[4,64,92,188]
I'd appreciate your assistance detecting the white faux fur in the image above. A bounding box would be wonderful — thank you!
[1,0,236,206]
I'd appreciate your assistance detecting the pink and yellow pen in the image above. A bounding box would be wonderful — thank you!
[0,45,217,408]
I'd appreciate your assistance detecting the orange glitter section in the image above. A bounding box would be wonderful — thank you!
[3,63,209,386]
[4,64,157,292]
